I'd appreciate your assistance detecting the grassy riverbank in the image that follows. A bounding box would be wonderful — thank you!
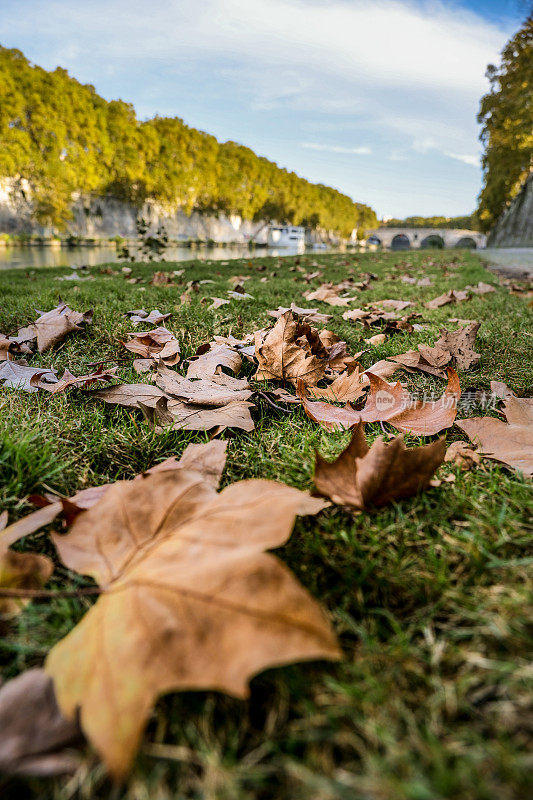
[1,250,532,800]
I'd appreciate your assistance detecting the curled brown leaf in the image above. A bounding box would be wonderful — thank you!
[314,422,446,510]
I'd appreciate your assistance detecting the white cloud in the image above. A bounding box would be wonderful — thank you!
[445,152,480,167]
[2,0,509,156]
[389,151,409,162]
[1,1,508,94]
[302,143,372,155]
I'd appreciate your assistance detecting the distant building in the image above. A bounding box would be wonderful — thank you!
[267,225,305,248]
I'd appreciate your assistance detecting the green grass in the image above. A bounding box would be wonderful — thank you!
[1,250,532,800]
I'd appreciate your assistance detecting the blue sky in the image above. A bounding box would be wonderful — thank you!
[0,0,527,219]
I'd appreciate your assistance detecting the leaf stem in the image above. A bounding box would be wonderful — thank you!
[257,391,295,413]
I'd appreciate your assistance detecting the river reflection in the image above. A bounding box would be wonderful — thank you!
[0,244,323,270]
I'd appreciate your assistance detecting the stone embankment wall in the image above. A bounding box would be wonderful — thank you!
[0,179,336,245]
[488,173,533,248]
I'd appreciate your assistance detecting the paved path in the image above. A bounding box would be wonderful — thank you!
[477,247,533,278]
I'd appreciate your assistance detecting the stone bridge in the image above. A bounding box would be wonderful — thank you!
[365,227,486,250]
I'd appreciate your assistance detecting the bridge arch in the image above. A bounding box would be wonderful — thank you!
[391,233,410,250]
[364,228,486,250]
[420,234,444,249]
[455,236,477,249]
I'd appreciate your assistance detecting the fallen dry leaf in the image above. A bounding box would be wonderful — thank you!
[212,333,257,363]
[125,309,171,327]
[150,271,175,286]
[0,504,71,550]
[456,391,533,477]
[0,361,58,393]
[425,289,470,310]
[361,360,403,383]
[318,329,359,374]
[254,310,327,387]
[465,281,495,295]
[91,374,254,434]
[307,367,367,403]
[376,299,412,311]
[500,391,533,427]
[359,369,461,435]
[123,327,181,366]
[434,323,480,370]
[31,303,93,352]
[9,324,39,350]
[390,324,480,376]
[0,548,53,618]
[341,308,367,322]
[146,440,228,489]
[448,317,477,325]
[0,332,33,361]
[304,284,354,307]
[142,396,255,433]
[88,382,168,408]
[186,343,242,378]
[269,387,302,405]
[342,306,419,333]
[0,334,12,360]
[389,340,452,378]
[429,473,456,487]
[268,304,332,325]
[0,669,82,776]
[228,275,251,286]
[155,363,252,406]
[1,303,92,357]
[444,441,481,470]
[208,297,230,310]
[228,288,254,300]
[40,366,117,395]
[213,332,256,348]
[490,380,513,400]
[45,471,338,777]
[365,333,387,346]
[314,422,445,510]
[300,369,460,435]
[133,358,154,374]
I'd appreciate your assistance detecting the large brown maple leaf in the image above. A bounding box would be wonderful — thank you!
[45,471,339,778]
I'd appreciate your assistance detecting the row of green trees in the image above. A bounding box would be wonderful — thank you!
[0,46,377,236]
[381,214,479,230]
[477,15,532,232]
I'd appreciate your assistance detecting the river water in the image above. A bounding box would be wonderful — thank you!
[0,244,312,270]
[1,244,532,274]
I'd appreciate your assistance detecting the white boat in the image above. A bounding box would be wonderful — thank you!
[267,225,305,248]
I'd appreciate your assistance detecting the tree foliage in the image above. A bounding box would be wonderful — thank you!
[0,47,377,235]
[477,15,533,232]
[382,215,479,230]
